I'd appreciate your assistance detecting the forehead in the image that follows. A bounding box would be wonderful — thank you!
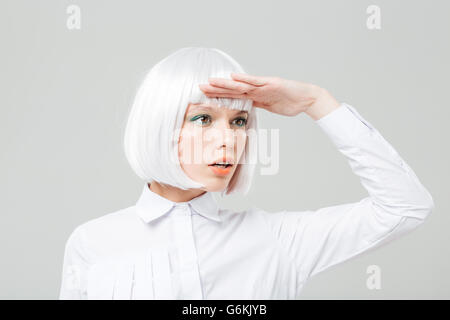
[188,103,248,114]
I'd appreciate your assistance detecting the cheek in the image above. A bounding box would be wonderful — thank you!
[178,126,205,165]
[235,130,247,155]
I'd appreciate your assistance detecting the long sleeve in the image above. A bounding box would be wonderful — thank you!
[260,102,435,284]
[59,226,91,299]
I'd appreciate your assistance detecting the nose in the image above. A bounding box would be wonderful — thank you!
[213,118,235,150]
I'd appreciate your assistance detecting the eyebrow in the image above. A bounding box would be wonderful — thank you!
[190,105,248,115]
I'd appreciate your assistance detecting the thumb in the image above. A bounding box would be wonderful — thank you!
[252,101,268,109]
[231,73,270,86]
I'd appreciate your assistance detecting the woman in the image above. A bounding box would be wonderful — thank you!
[59,47,434,299]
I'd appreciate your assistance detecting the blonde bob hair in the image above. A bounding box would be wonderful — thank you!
[123,47,258,196]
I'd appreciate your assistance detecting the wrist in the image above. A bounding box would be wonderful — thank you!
[305,87,341,121]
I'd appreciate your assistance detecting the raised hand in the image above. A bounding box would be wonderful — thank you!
[198,73,340,120]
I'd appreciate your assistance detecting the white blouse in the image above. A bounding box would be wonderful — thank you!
[59,103,434,300]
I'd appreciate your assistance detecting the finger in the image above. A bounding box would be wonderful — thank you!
[207,78,254,93]
[230,73,270,86]
[252,101,267,109]
[202,91,249,100]
[199,84,245,95]
[202,89,264,109]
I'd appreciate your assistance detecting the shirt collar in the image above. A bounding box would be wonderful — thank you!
[135,183,221,224]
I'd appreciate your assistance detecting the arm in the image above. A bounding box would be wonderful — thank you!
[59,226,90,299]
[263,101,434,282]
[198,74,435,282]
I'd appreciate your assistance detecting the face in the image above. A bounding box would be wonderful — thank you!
[178,103,249,192]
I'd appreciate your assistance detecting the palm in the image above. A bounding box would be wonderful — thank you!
[199,73,319,117]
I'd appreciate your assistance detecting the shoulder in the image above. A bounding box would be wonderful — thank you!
[64,206,137,259]
[75,206,136,235]
[243,206,318,233]
[218,206,267,220]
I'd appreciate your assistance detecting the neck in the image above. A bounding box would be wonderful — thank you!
[148,181,206,203]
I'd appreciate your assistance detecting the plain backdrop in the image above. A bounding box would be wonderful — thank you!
[0,0,448,299]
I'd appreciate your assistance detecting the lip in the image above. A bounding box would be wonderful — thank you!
[208,156,235,166]
[208,164,233,176]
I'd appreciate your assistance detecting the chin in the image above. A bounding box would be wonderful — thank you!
[201,178,230,193]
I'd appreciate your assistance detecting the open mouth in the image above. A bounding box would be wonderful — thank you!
[208,163,233,168]
[208,162,234,176]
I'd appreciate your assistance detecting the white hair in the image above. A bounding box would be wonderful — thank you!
[123,47,258,196]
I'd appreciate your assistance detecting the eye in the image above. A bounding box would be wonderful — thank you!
[190,114,211,126]
[232,117,248,127]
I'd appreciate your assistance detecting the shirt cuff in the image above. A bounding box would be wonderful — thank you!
[315,102,375,148]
